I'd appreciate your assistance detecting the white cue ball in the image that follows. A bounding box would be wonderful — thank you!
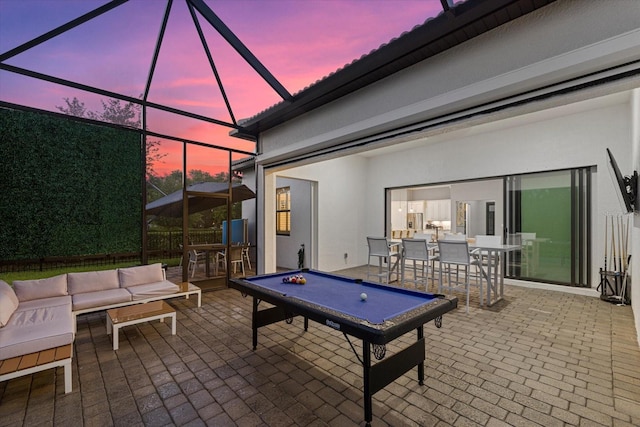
[360,292,367,301]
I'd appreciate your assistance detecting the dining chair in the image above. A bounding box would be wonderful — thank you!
[187,249,206,278]
[401,238,436,291]
[413,232,434,242]
[216,244,248,276]
[509,232,536,276]
[433,233,465,278]
[242,245,251,270]
[366,237,400,284]
[519,232,537,275]
[229,245,246,275]
[443,232,467,241]
[215,249,226,274]
[437,240,483,313]
[474,235,502,246]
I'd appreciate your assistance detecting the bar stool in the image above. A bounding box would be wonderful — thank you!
[366,237,400,284]
[401,238,436,291]
[437,240,482,313]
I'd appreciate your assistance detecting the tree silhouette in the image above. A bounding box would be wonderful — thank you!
[56,97,87,117]
[88,98,140,127]
[56,96,165,177]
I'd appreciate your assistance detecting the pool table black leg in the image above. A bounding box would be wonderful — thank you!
[417,326,424,385]
[363,341,372,426]
[252,297,258,350]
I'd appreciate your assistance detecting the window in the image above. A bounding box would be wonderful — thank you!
[276,187,291,235]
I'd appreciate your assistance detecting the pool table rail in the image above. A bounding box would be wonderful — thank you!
[230,274,456,345]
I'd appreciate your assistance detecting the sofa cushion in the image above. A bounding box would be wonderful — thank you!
[127,281,180,301]
[16,295,72,312]
[0,301,74,360]
[71,288,132,311]
[12,274,68,302]
[67,269,119,295]
[118,263,164,288]
[0,280,19,327]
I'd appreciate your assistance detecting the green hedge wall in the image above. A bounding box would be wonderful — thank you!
[0,108,142,260]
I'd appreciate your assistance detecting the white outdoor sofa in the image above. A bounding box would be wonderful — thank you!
[0,263,201,394]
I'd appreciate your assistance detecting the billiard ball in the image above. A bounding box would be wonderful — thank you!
[360,292,367,301]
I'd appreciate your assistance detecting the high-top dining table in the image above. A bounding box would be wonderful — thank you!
[466,242,520,306]
[393,238,519,306]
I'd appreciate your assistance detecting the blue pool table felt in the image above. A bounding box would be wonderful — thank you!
[245,270,441,324]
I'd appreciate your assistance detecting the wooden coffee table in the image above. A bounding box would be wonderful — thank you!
[106,301,176,350]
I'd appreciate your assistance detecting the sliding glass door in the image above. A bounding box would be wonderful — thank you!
[505,168,591,286]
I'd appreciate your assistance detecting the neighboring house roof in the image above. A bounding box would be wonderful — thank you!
[231,156,255,172]
[146,182,256,218]
[235,0,557,139]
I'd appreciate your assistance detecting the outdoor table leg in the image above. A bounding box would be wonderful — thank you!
[113,325,120,350]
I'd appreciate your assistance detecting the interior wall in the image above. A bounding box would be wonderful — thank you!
[390,189,408,231]
[464,200,486,237]
[411,187,451,200]
[450,180,503,237]
[275,177,312,269]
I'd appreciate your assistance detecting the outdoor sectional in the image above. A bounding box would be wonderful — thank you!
[0,263,201,393]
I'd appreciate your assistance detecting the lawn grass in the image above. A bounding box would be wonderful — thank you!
[0,258,180,284]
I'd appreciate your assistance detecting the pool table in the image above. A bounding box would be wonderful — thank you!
[229,269,458,426]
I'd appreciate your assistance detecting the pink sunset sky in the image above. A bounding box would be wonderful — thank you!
[0,0,448,175]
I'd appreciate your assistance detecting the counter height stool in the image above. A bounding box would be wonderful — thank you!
[443,232,467,241]
[413,232,435,242]
[401,238,437,291]
[366,237,400,284]
[437,240,483,313]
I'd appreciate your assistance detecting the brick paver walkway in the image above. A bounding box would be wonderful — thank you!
[1,270,639,426]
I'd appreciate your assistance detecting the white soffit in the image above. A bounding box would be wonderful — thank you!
[258,27,640,168]
[360,87,634,159]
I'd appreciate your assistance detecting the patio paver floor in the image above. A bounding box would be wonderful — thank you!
[1,266,639,426]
